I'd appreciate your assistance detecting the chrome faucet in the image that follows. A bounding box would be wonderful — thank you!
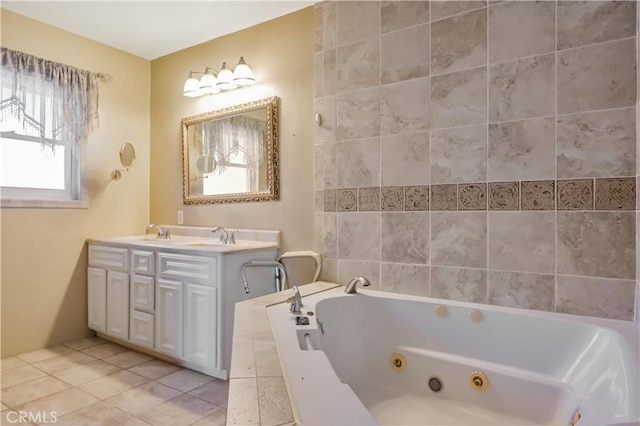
[147,224,170,239]
[290,286,303,313]
[344,276,371,294]
[212,226,234,244]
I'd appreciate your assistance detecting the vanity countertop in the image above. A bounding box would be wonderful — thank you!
[88,235,278,254]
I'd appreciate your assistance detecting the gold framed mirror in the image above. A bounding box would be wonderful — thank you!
[181,96,279,204]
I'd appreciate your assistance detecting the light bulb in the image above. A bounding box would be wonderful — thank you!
[233,57,255,87]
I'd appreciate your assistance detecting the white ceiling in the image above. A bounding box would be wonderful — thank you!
[1,1,315,60]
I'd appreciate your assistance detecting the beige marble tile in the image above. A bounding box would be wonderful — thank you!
[52,360,122,386]
[16,345,73,364]
[229,341,256,379]
[380,263,430,297]
[322,1,336,51]
[316,96,337,143]
[337,138,380,188]
[82,343,129,360]
[558,38,636,114]
[381,186,405,211]
[337,38,380,93]
[0,365,47,389]
[431,266,487,303]
[557,1,636,50]
[314,5,322,53]
[314,191,324,213]
[337,213,380,261]
[226,378,259,426]
[557,108,636,178]
[79,371,148,400]
[56,401,148,425]
[337,260,381,289]
[431,66,487,129]
[336,188,356,213]
[31,351,96,375]
[595,178,635,211]
[337,88,380,140]
[0,402,7,411]
[521,180,555,211]
[405,185,430,211]
[127,360,182,381]
[64,336,107,351]
[431,212,487,268]
[188,379,229,408]
[104,381,181,416]
[489,54,555,122]
[557,212,635,279]
[381,1,430,34]
[322,142,338,189]
[358,187,380,212]
[488,212,555,274]
[320,258,338,282]
[156,370,213,394]
[431,125,487,184]
[557,179,594,210]
[556,276,635,320]
[431,1,486,21]
[431,8,487,75]
[257,377,293,426]
[488,117,555,181]
[314,52,323,98]
[1,376,69,408]
[381,212,430,264]
[489,1,555,64]
[1,357,27,372]
[323,213,337,258]
[336,1,379,47]
[380,77,430,135]
[488,181,520,211]
[381,23,431,84]
[314,145,323,188]
[193,406,227,425]
[381,132,430,187]
[19,387,98,417]
[138,393,216,426]
[322,49,336,96]
[488,271,554,311]
[431,184,458,211]
[458,183,487,211]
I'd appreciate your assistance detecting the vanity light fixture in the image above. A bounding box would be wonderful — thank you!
[183,57,255,97]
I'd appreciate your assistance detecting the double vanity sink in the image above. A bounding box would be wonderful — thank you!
[87,226,279,379]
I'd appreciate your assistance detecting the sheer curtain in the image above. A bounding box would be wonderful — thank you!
[200,115,265,171]
[0,47,100,147]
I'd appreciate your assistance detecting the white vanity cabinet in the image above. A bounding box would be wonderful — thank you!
[129,250,155,349]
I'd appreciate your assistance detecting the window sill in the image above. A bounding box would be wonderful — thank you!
[1,198,88,209]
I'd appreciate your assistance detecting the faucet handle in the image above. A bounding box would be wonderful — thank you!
[228,229,236,244]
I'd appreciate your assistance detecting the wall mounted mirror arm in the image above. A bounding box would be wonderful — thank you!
[111,142,136,180]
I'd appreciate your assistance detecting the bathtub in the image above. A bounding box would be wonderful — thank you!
[268,287,640,425]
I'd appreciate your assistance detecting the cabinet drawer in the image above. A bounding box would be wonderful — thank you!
[89,245,128,271]
[131,250,154,275]
[131,275,155,313]
[158,253,217,285]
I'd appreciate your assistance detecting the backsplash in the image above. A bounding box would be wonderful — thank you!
[313,0,638,320]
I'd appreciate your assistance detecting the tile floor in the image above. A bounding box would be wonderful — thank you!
[1,337,228,425]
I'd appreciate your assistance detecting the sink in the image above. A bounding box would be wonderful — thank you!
[175,241,225,247]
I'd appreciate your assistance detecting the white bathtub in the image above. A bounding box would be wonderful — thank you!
[268,287,640,425]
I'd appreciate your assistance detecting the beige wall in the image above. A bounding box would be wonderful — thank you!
[150,8,315,261]
[0,10,151,357]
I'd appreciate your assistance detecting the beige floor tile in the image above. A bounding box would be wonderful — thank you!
[82,343,129,359]
[1,357,27,372]
[104,351,153,369]
[0,365,47,389]
[1,376,69,408]
[137,394,216,425]
[1,410,37,425]
[16,345,73,364]
[52,360,122,386]
[1,402,7,411]
[156,369,214,393]
[188,379,229,407]
[19,388,98,417]
[55,401,149,425]
[64,336,106,350]
[193,406,227,425]
[104,381,182,416]
[127,360,182,380]
[31,351,95,374]
[79,370,148,400]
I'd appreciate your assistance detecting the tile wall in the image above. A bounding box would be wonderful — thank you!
[313,0,638,320]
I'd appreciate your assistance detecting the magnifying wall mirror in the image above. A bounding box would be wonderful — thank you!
[181,96,279,204]
[111,142,136,180]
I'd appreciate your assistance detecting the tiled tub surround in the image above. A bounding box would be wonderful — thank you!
[313,0,639,321]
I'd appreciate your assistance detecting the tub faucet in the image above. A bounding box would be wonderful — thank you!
[290,286,303,313]
[212,226,234,244]
[345,276,371,294]
[147,224,170,239]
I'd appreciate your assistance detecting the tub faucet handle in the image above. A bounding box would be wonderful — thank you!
[345,276,371,294]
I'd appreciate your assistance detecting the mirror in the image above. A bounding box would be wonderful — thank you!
[182,96,279,204]
[111,142,136,180]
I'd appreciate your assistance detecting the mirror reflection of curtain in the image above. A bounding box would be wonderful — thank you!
[201,115,265,171]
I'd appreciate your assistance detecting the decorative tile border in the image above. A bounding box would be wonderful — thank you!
[324,177,635,212]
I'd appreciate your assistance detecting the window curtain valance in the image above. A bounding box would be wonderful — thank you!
[0,47,100,147]
[199,115,265,171]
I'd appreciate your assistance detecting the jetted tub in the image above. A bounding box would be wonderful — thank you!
[268,287,640,425]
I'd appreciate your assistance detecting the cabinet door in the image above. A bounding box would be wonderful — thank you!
[131,275,155,313]
[106,270,130,340]
[87,267,107,333]
[130,310,154,349]
[184,283,218,369]
[156,279,183,357]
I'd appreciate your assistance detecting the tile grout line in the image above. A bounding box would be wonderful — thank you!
[428,0,433,298]
[485,2,491,304]
[554,0,560,314]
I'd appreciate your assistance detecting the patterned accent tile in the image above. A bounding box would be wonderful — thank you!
[488,182,519,211]
[595,178,635,211]
[557,179,593,210]
[358,187,380,212]
[336,188,357,212]
[521,180,555,210]
[404,185,429,211]
[323,189,336,212]
[381,186,404,211]
[458,183,487,210]
[431,184,457,211]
